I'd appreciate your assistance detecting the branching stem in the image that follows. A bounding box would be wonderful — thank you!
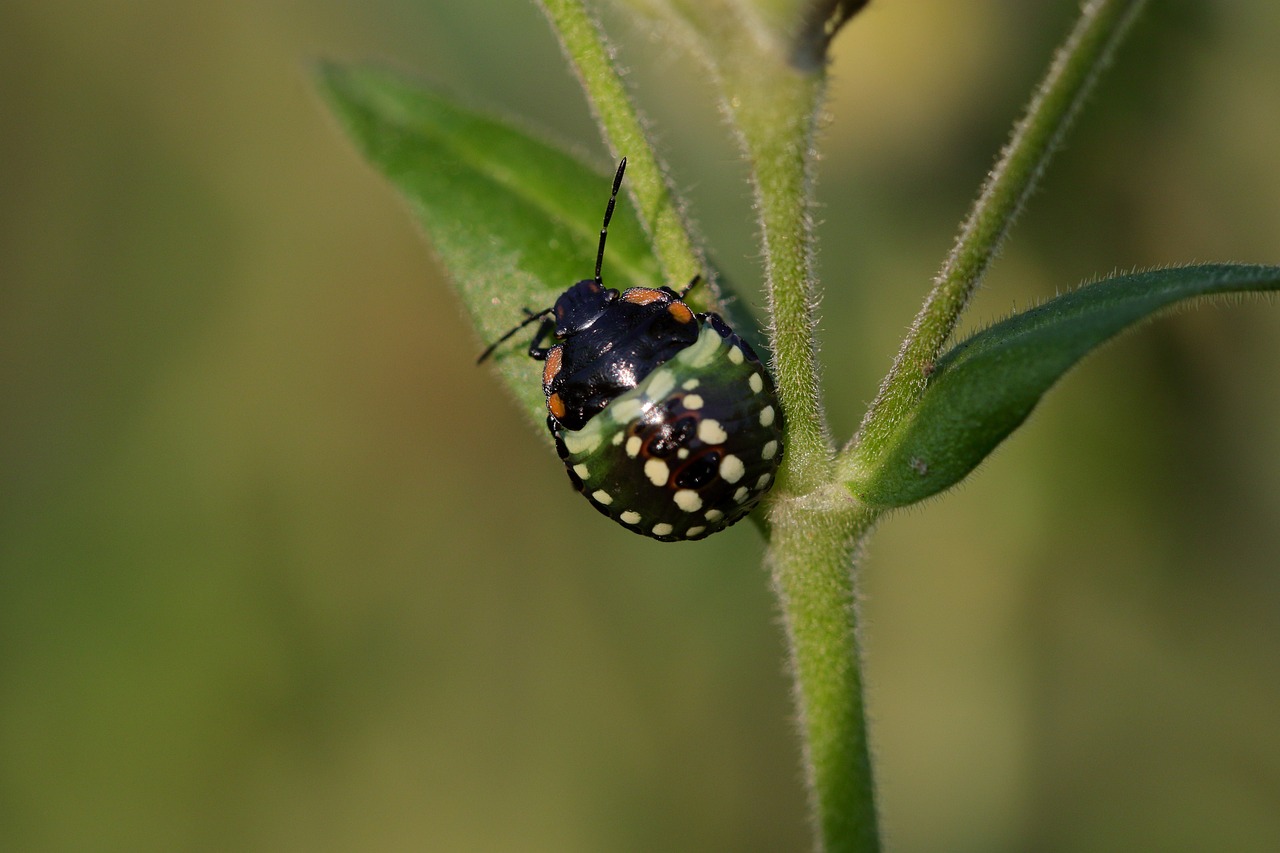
[841,0,1150,483]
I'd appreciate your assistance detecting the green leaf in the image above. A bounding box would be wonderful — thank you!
[852,264,1280,508]
[314,61,663,426]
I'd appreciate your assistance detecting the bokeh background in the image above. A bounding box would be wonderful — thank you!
[3,1,1279,850]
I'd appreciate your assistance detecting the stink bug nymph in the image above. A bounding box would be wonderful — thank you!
[478,158,783,541]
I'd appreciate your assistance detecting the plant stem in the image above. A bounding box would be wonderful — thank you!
[768,492,880,853]
[840,0,1150,484]
[729,69,835,495]
[536,0,704,288]
[637,8,873,847]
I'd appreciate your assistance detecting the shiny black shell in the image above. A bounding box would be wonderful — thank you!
[550,312,783,541]
[479,158,783,541]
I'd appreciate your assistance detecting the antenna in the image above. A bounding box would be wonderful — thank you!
[594,157,627,284]
[475,308,550,364]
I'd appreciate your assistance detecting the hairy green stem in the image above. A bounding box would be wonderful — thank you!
[612,0,836,491]
[767,492,880,852]
[614,5,868,847]
[536,0,705,290]
[728,70,835,495]
[719,38,875,853]
[841,0,1150,482]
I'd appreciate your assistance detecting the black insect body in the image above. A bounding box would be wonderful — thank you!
[479,158,783,541]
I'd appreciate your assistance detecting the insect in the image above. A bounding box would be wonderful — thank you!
[477,158,783,541]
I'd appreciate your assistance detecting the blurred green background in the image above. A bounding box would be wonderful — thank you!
[2,1,1278,850]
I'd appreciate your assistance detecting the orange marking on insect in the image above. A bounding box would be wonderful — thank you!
[667,302,694,323]
[542,346,563,389]
[621,288,665,305]
[547,392,567,420]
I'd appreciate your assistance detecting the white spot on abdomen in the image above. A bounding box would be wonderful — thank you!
[697,419,728,445]
[673,489,702,512]
[719,454,745,484]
